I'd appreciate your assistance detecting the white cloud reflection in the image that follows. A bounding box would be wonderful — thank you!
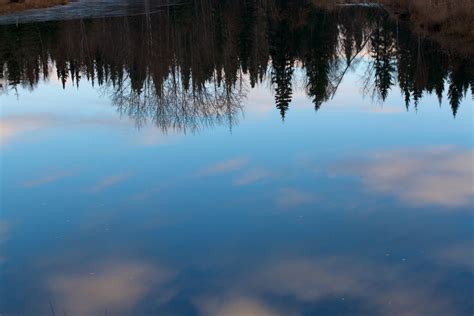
[0,113,179,148]
[191,254,457,316]
[197,157,248,177]
[48,261,175,315]
[23,171,74,188]
[0,221,10,264]
[233,168,273,186]
[336,147,474,208]
[0,115,55,146]
[0,220,10,243]
[246,257,453,316]
[85,173,131,193]
[276,188,317,209]
[197,296,280,316]
[435,243,474,271]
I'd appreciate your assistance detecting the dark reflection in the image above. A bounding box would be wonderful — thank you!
[0,1,472,129]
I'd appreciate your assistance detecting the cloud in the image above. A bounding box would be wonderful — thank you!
[48,261,175,315]
[233,168,273,186]
[23,171,74,188]
[197,157,248,177]
[196,296,280,316]
[248,257,454,316]
[133,126,181,147]
[276,188,317,208]
[0,221,10,265]
[366,105,404,114]
[130,186,162,201]
[335,147,474,207]
[86,173,130,193]
[192,254,456,316]
[0,114,177,150]
[0,115,55,146]
[0,221,9,243]
[252,258,360,300]
[434,243,474,271]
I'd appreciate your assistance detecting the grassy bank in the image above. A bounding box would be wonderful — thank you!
[0,0,69,14]
[379,1,472,34]
[380,0,473,55]
[316,0,473,55]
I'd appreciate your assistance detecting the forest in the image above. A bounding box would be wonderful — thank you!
[0,0,472,130]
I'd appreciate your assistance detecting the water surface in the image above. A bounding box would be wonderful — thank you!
[0,1,473,315]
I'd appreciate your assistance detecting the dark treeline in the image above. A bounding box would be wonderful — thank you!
[0,0,472,131]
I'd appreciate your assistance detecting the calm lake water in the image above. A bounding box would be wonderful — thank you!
[0,1,473,315]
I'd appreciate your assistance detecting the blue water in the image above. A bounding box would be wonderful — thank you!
[0,3,473,315]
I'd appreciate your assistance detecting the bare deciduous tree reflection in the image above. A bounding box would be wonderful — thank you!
[0,0,472,128]
[103,70,245,133]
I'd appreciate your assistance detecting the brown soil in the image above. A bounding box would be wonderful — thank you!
[314,0,474,56]
[0,0,69,15]
[380,0,474,56]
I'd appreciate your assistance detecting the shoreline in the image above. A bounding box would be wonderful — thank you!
[1,0,472,55]
[316,0,473,56]
[381,1,473,56]
[0,0,69,14]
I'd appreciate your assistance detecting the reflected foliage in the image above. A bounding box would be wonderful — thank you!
[0,0,472,129]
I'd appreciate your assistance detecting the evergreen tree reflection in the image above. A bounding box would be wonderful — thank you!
[0,0,471,126]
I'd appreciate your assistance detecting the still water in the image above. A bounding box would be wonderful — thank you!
[0,1,473,315]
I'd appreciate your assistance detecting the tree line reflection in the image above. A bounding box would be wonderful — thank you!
[0,0,472,130]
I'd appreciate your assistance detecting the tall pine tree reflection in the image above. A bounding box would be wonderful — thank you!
[1,1,472,130]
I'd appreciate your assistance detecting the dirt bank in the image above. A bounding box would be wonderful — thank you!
[0,0,69,14]
[379,0,474,56]
[315,0,474,56]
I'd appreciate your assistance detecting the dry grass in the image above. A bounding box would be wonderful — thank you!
[0,0,69,14]
[381,0,472,25]
[380,0,474,55]
[313,0,473,34]
[312,0,473,55]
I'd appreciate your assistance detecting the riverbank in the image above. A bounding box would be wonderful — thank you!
[316,0,473,56]
[380,0,473,53]
[1,0,472,55]
[0,0,68,14]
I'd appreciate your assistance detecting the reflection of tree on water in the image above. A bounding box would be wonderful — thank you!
[0,0,472,125]
[269,18,295,119]
[303,8,338,110]
[107,70,244,132]
[364,13,397,102]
